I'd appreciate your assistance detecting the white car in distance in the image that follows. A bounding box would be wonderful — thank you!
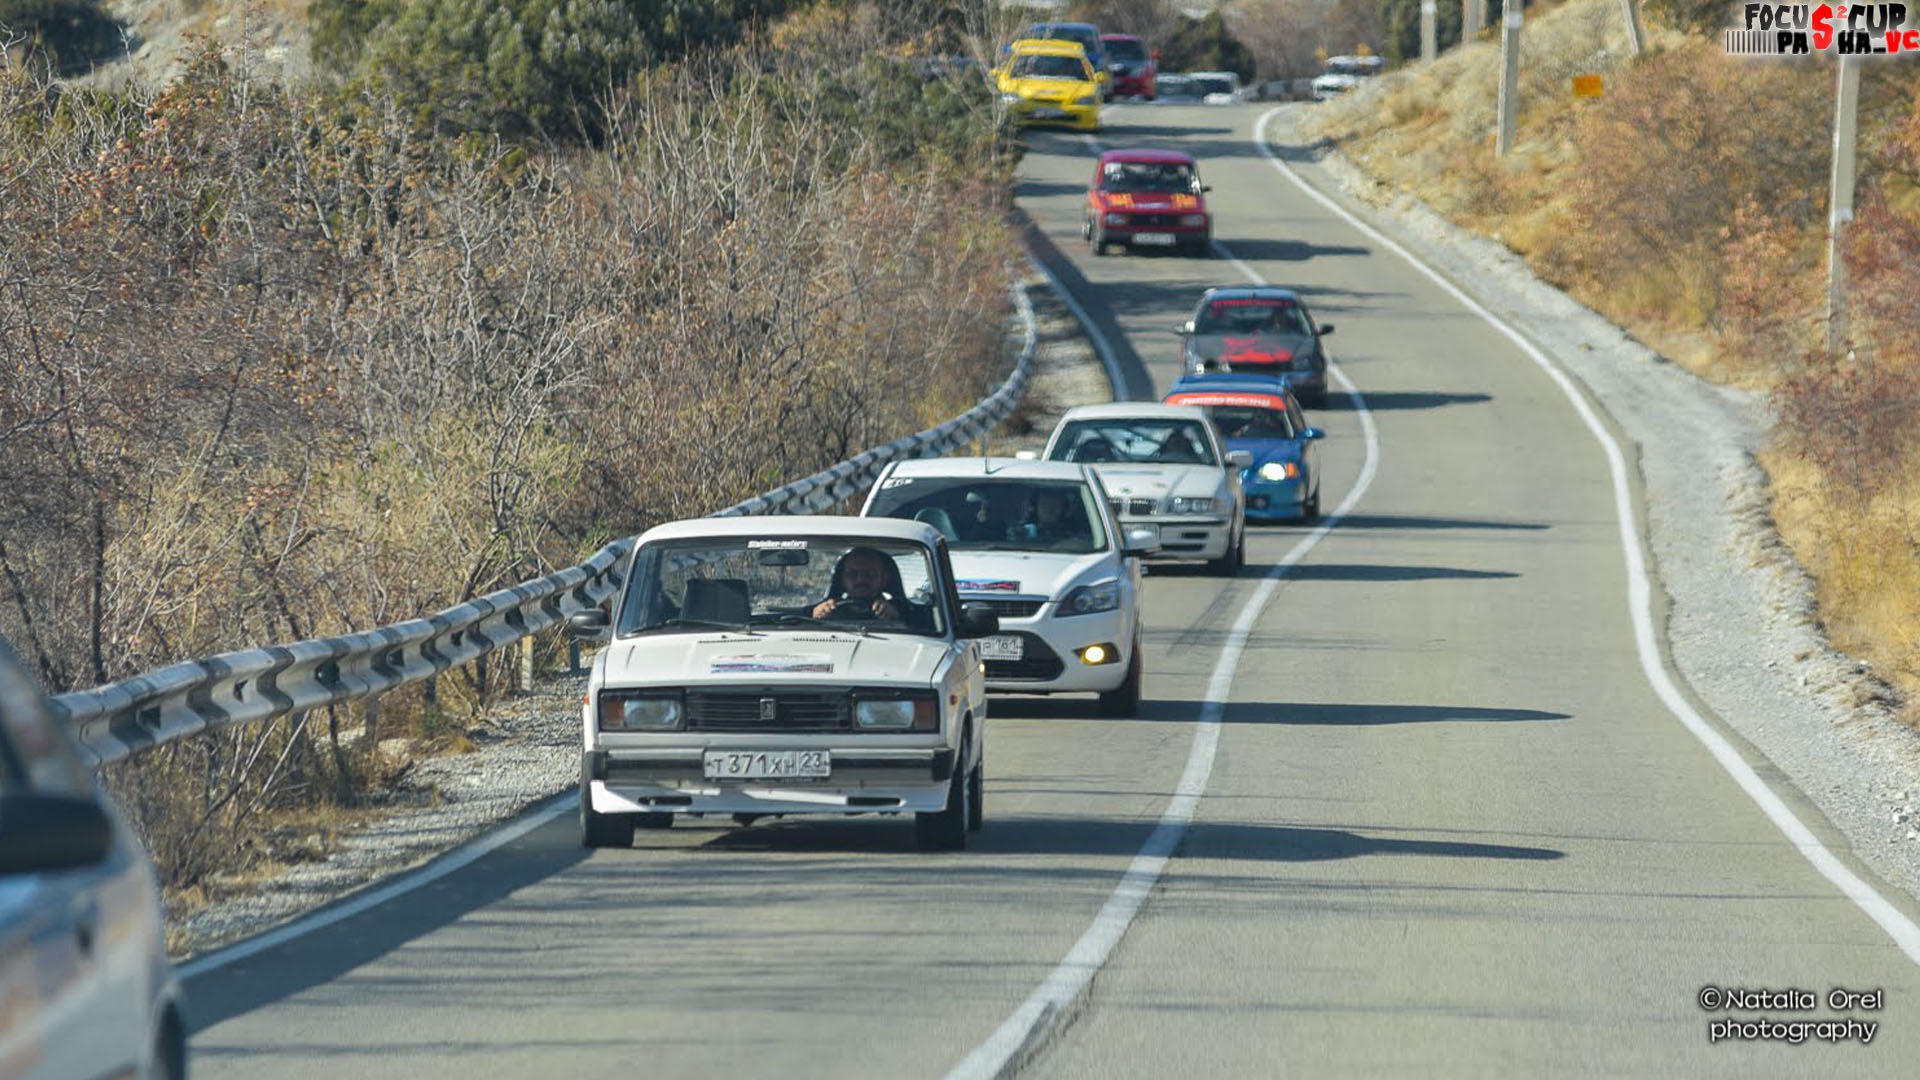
[861,458,1152,716]
[1042,403,1250,574]
[569,516,996,851]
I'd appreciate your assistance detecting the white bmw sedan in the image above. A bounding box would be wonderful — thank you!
[862,458,1151,716]
[1042,402,1251,575]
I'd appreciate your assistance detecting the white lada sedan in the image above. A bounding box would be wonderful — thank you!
[861,458,1151,716]
[1043,402,1251,575]
[568,516,997,851]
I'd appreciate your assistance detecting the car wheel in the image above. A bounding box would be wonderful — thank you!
[635,812,673,829]
[1207,526,1244,576]
[966,761,984,832]
[580,785,635,849]
[1302,485,1321,522]
[1083,215,1094,242]
[1097,643,1143,717]
[1092,223,1112,256]
[915,740,971,851]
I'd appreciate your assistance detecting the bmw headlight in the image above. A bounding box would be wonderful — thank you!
[1258,460,1300,482]
[1058,579,1121,617]
[1104,212,1128,225]
[598,691,682,731]
[1073,95,1097,106]
[1179,214,1206,226]
[855,694,938,731]
[1169,496,1224,515]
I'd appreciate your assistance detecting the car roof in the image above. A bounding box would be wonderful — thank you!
[637,515,942,546]
[1098,148,1197,165]
[1058,402,1212,422]
[1099,33,1145,42]
[1010,38,1089,56]
[886,457,1096,482]
[1197,284,1303,303]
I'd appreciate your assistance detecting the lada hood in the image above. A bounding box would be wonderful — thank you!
[1006,76,1094,102]
[1088,465,1222,504]
[602,631,944,689]
[951,550,1113,602]
[1094,191,1205,214]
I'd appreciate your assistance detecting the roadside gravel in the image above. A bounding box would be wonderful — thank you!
[165,275,1113,963]
[1262,104,1920,905]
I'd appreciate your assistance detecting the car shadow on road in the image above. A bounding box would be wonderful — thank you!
[1216,238,1371,262]
[1318,390,1494,411]
[1271,564,1521,583]
[1017,178,1092,199]
[1328,513,1550,532]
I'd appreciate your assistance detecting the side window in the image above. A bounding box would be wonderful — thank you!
[935,541,965,626]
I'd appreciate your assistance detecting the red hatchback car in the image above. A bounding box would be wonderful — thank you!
[1084,149,1212,257]
[1099,34,1157,99]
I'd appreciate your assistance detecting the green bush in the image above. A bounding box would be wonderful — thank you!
[0,0,121,74]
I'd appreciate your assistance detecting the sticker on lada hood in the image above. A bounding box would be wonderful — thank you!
[710,653,834,674]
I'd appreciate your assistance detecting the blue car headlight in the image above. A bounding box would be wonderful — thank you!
[1258,460,1301,482]
[1058,579,1121,617]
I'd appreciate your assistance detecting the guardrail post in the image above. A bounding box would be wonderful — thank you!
[363,695,380,743]
[475,653,489,699]
[518,636,535,693]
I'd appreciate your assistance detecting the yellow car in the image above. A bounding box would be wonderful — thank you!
[995,40,1102,132]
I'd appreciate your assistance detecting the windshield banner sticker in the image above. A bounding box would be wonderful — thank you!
[710,653,834,674]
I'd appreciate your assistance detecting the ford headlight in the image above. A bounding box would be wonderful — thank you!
[598,692,682,731]
[855,695,938,731]
[1179,214,1206,226]
[1258,461,1300,482]
[1058,579,1121,617]
[1169,496,1223,515]
[1073,95,1097,106]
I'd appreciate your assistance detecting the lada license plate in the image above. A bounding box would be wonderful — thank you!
[703,750,830,780]
[1132,233,1176,246]
[978,636,1025,661]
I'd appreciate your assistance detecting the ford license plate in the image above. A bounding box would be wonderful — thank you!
[978,636,1025,661]
[703,750,830,780]
[1132,233,1176,246]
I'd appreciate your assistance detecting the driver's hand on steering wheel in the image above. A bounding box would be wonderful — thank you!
[812,594,898,619]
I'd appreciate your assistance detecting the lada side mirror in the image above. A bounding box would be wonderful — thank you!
[957,602,1001,639]
[1119,527,1159,556]
[566,609,610,639]
[1225,450,1255,468]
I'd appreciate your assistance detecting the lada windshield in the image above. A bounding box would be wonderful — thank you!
[868,477,1109,554]
[1048,419,1218,466]
[1101,161,1197,194]
[617,536,947,637]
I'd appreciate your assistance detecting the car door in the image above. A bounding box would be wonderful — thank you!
[1283,392,1318,484]
[0,690,144,1080]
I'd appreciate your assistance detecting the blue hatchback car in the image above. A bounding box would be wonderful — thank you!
[1164,374,1325,521]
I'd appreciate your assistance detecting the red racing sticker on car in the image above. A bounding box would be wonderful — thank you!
[1166,393,1287,409]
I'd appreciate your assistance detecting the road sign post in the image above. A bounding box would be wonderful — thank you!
[1498,8,1523,155]
[1826,56,1860,355]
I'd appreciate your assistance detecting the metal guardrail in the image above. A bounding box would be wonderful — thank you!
[51,285,1039,766]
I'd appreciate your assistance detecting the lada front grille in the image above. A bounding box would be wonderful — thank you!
[1124,213,1183,226]
[685,691,850,732]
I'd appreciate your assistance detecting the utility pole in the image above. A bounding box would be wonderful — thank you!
[1826,56,1860,355]
[1619,0,1646,54]
[1422,0,1438,62]
[1497,6,1523,155]
[1464,0,1485,39]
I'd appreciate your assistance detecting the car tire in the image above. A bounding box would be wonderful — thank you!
[634,812,673,829]
[1302,486,1321,522]
[580,786,635,849]
[1207,526,1244,576]
[1098,643,1143,717]
[915,740,972,851]
[1092,223,1112,256]
[966,761,984,832]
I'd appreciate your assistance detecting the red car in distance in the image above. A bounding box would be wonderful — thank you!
[1100,34,1157,99]
[1084,148,1212,257]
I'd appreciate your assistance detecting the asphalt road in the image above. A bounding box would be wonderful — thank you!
[186,103,1920,1078]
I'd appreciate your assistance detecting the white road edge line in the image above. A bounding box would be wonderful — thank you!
[178,793,572,980]
[1247,106,1920,965]
[946,208,1383,1077]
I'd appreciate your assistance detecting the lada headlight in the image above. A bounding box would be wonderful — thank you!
[1179,214,1206,226]
[1058,579,1121,617]
[1259,461,1300,481]
[598,691,682,731]
[1169,496,1224,514]
[1104,212,1129,225]
[855,693,938,731]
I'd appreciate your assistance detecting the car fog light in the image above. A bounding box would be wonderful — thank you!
[1078,643,1119,665]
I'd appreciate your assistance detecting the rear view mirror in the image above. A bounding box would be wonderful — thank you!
[1120,527,1159,556]
[756,548,810,567]
[0,793,114,875]
[1225,450,1255,468]
[958,602,1001,639]
[566,609,610,639]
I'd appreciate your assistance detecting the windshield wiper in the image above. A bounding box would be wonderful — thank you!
[651,618,760,635]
